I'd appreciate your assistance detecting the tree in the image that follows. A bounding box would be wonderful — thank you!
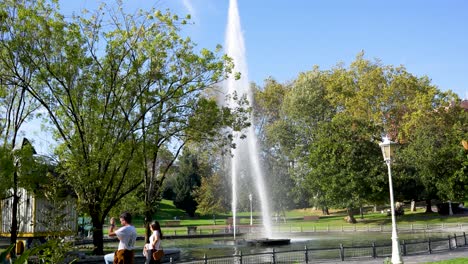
[193,173,227,215]
[0,141,47,247]
[139,95,242,239]
[254,73,335,211]
[306,115,384,222]
[255,53,462,218]
[0,0,241,254]
[0,5,42,243]
[280,70,336,210]
[304,53,459,214]
[172,150,203,217]
[399,99,468,211]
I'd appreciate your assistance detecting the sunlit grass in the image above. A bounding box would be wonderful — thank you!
[425,259,468,264]
[117,200,468,236]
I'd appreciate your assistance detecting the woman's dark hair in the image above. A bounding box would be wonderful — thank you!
[150,221,163,239]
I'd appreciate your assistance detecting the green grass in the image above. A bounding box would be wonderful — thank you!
[154,199,187,220]
[426,259,468,264]
[151,200,468,227]
[119,200,468,235]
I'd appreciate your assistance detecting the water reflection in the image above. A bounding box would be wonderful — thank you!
[161,232,452,260]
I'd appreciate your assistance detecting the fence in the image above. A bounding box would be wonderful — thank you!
[166,232,468,263]
[162,222,468,237]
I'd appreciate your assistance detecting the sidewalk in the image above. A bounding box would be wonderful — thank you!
[328,247,468,263]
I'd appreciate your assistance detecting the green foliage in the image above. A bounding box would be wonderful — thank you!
[307,115,384,210]
[0,239,76,264]
[398,103,468,202]
[0,147,15,197]
[255,52,465,216]
[193,173,228,215]
[0,244,14,263]
[253,79,307,210]
[173,150,203,217]
[0,0,246,254]
[31,239,77,264]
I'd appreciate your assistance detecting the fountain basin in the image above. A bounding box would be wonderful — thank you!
[245,238,291,246]
[213,238,247,246]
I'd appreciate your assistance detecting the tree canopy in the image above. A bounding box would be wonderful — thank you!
[0,0,246,254]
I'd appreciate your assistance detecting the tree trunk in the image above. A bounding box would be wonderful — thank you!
[11,193,18,245]
[411,200,416,212]
[144,210,152,243]
[91,212,104,255]
[345,208,357,223]
[321,206,329,215]
[10,171,19,249]
[425,199,433,213]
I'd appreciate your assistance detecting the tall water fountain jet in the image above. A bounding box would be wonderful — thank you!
[224,0,272,239]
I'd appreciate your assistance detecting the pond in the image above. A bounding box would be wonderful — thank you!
[103,231,455,261]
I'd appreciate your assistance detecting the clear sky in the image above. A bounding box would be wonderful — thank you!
[23,0,468,154]
[58,0,468,99]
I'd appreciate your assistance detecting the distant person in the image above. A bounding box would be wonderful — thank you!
[108,212,137,264]
[143,221,164,264]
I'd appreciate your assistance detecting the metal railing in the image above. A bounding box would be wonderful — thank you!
[162,222,468,237]
[167,232,468,263]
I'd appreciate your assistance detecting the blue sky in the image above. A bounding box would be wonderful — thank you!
[59,0,468,99]
[24,0,468,154]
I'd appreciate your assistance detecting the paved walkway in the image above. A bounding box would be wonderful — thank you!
[321,247,468,263]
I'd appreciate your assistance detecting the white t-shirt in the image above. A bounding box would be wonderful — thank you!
[146,230,161,250]
[115,225,137,250]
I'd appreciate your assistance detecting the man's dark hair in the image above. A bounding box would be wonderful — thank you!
[120,212,132,224]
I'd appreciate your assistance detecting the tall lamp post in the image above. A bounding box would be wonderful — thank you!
[379,137,403,264]
[249,193,253,226]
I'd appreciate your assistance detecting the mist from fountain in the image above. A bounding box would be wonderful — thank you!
[224,0,272,239]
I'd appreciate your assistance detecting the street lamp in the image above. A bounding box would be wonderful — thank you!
[249,193,253,226]
[379,137,403,264]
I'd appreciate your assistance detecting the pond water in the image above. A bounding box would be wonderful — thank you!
[104,231,455,261]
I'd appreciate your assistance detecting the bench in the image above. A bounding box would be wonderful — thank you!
[225,217,240,225]
[164,220,181,227]
[187,226,197,235]
[303,216,320,221]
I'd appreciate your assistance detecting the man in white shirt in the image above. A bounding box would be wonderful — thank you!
[108,212,137,264]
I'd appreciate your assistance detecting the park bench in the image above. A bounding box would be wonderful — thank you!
[165,220,181,227]
[225,217,240,225]
[303,216,320,221]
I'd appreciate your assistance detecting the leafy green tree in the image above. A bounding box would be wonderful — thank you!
[173,150,204,217]
[193,173,227,215]
[306,115,384,222]
[308,53,459,213]
[0,19,41,244]
[0,0,241,254]
[281,70,336,210]
[254,73,335,211]
[0,142,47,246]
[399,100,468,210]
[256,53,463,218]
[188,135,232,215]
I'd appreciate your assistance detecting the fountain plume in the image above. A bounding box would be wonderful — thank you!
[224,0,272,238]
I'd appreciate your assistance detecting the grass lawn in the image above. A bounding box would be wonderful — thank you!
[107,200,468,235]
[426,259,468,264]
